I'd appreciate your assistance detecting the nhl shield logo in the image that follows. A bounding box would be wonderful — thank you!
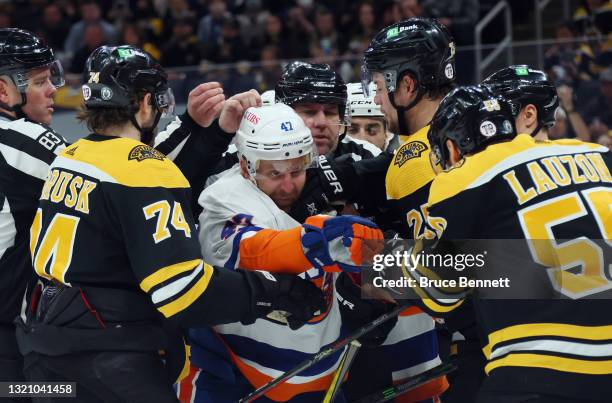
[394,141,428,167]
[128,145,165,162]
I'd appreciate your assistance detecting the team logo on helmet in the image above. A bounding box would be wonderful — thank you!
[128,145,165,162]
[444,63,454,79]
[394,141,428,167]
[101,86,113,101]
[483,99,501,112]
[479,121,497,137]
[82,85,91,100]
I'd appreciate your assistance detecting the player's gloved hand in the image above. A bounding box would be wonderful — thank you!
[335,272,398,346]
[241,270,326,330]
[301,214,383,273]
[290,154,355,223]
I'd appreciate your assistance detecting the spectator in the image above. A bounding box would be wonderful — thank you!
[310,6,340,63]
[107,0,133,31]
[203,16,249,64]
[253,13,293,59]
[63,0,117,57]
[346,1,379,55]
[70,22,105,74]
[197,0,230,46]
[161,16,201,67]
[545,21,581,85]
[129,0,163,47]
[399,0,424,18]
[160,0,193,41]
[573,0,612,35]
[256,45,282,92]
[581,67,612,129]
[235,0,269,49]
[286,3,316,58]
[69,23,106,74]
[120,23,160,61]
[381,0,402,26]
[557,84,592,142]
[37,2,71,52]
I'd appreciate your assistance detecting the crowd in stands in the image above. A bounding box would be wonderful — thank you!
[1,0,610,143]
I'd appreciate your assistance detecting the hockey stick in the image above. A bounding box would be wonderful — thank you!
[238,304,405,403]
[322,340,361,403]
[353,361,458,403]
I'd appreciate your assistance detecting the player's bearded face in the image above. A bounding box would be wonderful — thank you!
[293,103,341,155]
[373,73,399,134]
[255,157,307,211]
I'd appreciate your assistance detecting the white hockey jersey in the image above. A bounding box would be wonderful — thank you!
[193,165,345,401]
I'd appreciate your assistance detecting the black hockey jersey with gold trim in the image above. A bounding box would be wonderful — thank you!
[405,134,612,399]
[30,134,246,327]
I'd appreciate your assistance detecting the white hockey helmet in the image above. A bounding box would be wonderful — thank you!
[347,82,384,118]
[236,103,315,179]
[261,90,275,106]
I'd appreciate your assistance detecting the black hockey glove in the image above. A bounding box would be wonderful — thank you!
[335,272,398,347]
[241,270,326,330]
[290,154,357,223]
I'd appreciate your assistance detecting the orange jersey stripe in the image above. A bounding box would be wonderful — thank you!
[238,227,311,274]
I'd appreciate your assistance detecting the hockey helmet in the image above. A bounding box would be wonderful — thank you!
[428,85,516,169]
[347,82,384,118]
[483,65,559,132]
[236,103,316,179]
[275,61,349,125]
[362,18,456,97]
[0,28,64,106]
[82,45,174,117]
[261,89,275,106]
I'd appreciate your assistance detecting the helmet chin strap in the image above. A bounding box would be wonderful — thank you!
[530,122,543,137]
[130,109,161,145]
[0,92,28,120]
[388,86,424,136]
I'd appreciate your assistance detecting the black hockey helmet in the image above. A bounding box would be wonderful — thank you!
[362,18,456,97]
[428,85,516,169]
[275,61,349,124]
[0,28,64,112]
[483,65,559,134]
[82,45,174,116]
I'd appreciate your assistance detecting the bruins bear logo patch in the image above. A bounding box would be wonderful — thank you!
[394,141,427,167]
[128,145,165,162]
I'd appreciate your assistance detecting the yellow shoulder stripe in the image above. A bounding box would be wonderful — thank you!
[386,125,436,199]
[61,137,189,189]
[482,322,612,358]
